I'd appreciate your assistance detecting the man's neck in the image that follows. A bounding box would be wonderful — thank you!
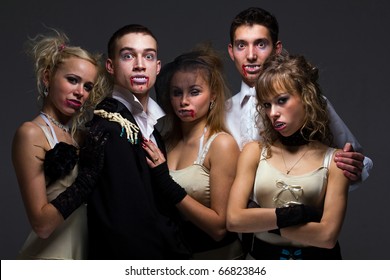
[113,84,149,113]
[242,80,255,89]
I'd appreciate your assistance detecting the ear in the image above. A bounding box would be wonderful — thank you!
[156,59,161,75]
[275,41,283,54]
[211,91,217,102]
[228,44,235,61]
[43,69,50,88]
[106,58,114,75]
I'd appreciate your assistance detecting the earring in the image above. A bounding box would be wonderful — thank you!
[209,100,215,110]
[43,87,48,97]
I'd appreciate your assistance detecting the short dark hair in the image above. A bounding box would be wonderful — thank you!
[230,7,279,46]
[107,24,158,59]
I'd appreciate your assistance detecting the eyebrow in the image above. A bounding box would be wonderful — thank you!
[234,38,270,44]
[119,47,157,53]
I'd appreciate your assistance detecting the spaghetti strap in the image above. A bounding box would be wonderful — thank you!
[40,113,59,144]
[195,132,226,165]
[323,147,336,169]
[197,127,208,160]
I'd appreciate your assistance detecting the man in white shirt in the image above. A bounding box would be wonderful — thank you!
[225,7,372,185]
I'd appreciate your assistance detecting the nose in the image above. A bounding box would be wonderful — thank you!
[74,84,85,98]
[247,45,258,61]
[180,94,190,107]
[134,55,146,71]
[269,105,280,119]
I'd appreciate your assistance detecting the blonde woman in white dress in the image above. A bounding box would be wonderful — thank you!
[12,29,108,259]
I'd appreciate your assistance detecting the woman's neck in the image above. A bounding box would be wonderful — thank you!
[278,128,310,147]
[180,119,207,144]
[41,106,72,126]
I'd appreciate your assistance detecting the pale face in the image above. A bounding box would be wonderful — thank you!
[106,33,161,100]
[262,87,305,137]
[228,24,281,88]
[44,57,97,119]
[169,70,214,122]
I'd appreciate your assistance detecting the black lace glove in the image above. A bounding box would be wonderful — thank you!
[50,126,109,219]
[44,142,78,184]
[150,162,187,205]
[275,204,323,229]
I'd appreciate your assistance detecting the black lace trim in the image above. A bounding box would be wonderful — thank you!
[44,142,78,184]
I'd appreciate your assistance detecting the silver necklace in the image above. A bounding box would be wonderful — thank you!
[281,146,309,174]
[40,111,70,133]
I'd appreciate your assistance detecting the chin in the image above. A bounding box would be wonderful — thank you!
[133,88,150,95]
[279,131,291,137]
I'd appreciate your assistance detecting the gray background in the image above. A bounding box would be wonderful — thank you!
[1,0,388,259]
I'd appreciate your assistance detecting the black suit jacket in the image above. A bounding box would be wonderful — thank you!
[87,97,189,259]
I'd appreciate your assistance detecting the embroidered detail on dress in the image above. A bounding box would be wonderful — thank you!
[273,179,303,207]
[94,109,140,144]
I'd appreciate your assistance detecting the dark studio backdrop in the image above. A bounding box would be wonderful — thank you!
[1,0,388,260]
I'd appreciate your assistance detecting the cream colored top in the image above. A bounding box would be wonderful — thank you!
[169,132,224,207]
[253,146,335,247]
[169,132,243,259]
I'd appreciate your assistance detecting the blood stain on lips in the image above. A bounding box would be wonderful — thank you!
[179,110,195,118]
[242,65,247,77]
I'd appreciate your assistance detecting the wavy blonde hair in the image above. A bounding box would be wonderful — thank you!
[26,28,111,135]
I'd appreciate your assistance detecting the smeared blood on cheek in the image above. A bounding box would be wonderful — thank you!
[242,65,247,77]
[189,110,195,118]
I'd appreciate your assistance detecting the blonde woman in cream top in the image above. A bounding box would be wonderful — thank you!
[17,119,87,259]
[12,30,108,259]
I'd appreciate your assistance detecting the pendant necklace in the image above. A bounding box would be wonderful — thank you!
[40,111,70,133]
[281,146,309,174]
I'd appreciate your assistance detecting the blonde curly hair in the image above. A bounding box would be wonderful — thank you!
[26,28,111,135]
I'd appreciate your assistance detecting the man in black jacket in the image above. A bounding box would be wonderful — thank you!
[51,24,190,260]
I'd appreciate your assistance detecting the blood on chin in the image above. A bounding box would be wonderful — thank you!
[242,73,260,87]
[130,84,151,94]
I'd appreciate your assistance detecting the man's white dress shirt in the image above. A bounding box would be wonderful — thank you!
[112,85,165,145]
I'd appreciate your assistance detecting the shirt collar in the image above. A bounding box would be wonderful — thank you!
[238,81,256,105]
[112,85,165,121]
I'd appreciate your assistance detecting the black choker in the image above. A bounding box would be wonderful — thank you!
[279,128,310,146]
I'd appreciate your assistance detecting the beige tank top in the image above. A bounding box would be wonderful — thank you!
[253,146,335,246]
[169,131,226,208]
